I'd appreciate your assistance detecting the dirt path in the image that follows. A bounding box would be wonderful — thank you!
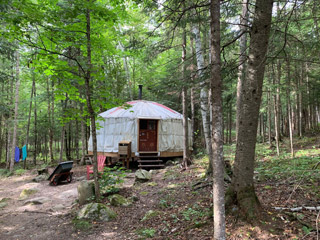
[0,167,84,240]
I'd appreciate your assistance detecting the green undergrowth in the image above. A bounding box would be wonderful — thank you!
[72,219,92,230]
[255,137,320,182]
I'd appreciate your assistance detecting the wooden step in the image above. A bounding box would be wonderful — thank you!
[138,156,159,158]
[138,160,163,163]
[138,164,165,168]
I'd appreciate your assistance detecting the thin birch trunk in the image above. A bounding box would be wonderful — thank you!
[181,6,190,168]
[273,64,280,156]
[192,21,213,174]
[268,90,272,144]
[286,58,294,157]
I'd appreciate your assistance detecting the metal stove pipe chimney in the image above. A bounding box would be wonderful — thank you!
[138,84,143,100]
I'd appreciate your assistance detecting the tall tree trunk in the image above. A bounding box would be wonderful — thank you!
[228,0,273,221]
[192,21,213,174]
[190,35,196,151]
[273,64,280,156]
[51,80,55,161]
[210,0,225,238]
[236,0,249,141]
[267,82,272,145]
[24,73,35,169]
[59,97,67,163]
[33,81,37,166]
[86,3,100,199]
[190,87,195,150]
[181,8,190,168]
[10,51,21,172]
[6,121,11,169]
[80,101,86,165]
[46,78,54,162]
[299,64,304,135]
[286,58,294,157]
[0,116,2,163]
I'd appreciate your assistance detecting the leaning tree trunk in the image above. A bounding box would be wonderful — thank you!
[228,0,273,221]
[210,0,225,238]
[10,51,21,172]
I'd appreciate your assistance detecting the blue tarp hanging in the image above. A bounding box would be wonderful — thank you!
[15,147,20,162]
[22,145,27,161]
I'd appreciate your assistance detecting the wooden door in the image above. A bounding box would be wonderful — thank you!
[139,119,158,152]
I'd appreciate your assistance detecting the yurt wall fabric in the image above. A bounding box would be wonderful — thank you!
[88,100,192,154]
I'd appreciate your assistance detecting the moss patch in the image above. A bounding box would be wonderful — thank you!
[19,188,38,200]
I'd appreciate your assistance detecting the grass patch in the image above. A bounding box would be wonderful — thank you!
[72,219,92,231]
[15,169,27,176]
[136,228,156,239]
[0,169,12,177]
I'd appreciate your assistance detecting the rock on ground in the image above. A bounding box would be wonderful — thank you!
[108,194,132,207]
[19,188,38,200]
[77,203,116,222]
[77,180,95,205]
[135,169,152,181]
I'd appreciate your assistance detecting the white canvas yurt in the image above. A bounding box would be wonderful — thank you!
[88,100,192,159]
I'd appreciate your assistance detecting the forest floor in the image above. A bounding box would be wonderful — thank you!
[0,134,320,240]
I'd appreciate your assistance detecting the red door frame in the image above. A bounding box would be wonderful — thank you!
[138,119,158,152]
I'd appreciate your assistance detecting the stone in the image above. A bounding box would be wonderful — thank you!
[77,180,95,205]
[19,188,38,200]
[77,203,116,222]
[0,202,7,209]
[108,194,132,207]
[165,160,174,166]
[37,168,49,175]
[52,204,64,211]
[135,169,152,182]
[130,195,139,202]
[32,174,49,183]
[0,197,11,203]
[75,176,86,181]
[141,210,160,221]
[24,197,49,205]
[147,182,157,187]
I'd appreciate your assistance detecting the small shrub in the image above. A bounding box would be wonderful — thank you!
[72,219,92,230]
[15,169,27,176]
[0,169,12,177]
[99,165,129,195]
[136,228,156,238]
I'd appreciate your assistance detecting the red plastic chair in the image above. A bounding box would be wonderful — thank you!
[86,155,106,180]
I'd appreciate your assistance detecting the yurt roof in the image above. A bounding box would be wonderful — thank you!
[99,100,183,120]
